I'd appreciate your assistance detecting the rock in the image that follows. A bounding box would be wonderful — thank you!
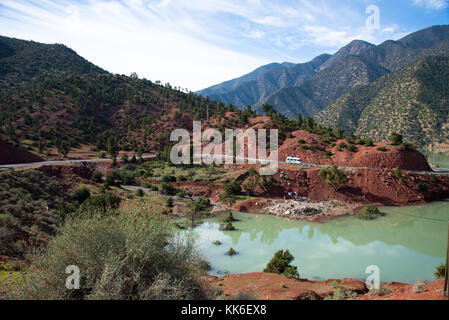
[412,280,427,293]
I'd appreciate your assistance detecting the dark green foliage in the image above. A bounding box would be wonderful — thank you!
[394,167,404,182]
[318,166,349,191]
[434,263,446,280]
[79,193,121,215]
[377,147,387,152]
[264,250,299,278]
[166,198,174,208]
[91,171,103,183]
[162,175,176,183]
[70,187,91,204]
[159,182,177,196]
[416,182,429,192]
[136,189,144,197]
[222,180,242,196]
[355,205,383,220]
[389,133,403,146]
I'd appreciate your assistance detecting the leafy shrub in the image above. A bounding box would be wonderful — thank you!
[136,189,144,197]
[394,167,404,182]
[368,286,392,297]
[377,147,387,152]
[416,182,429,192]
[434,263,446,280]
[226,248,237,256]
[364,139,374,147]
[355,205,383,220]
[389,133,403,145]
[318,166,348,191]
[159,183,177,196]
[8,211,212,300]
[264,250,299,278]
[91,171,103,183]
[166,198,174,208]
[337,142,347,152]
[79,193,121,215]
[324,282,357,300]
[162,175,176,183]
[70,187,91,204]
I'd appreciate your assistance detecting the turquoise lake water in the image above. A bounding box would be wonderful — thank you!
[189,200,449,284]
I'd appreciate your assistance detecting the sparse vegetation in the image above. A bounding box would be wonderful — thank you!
[318,166,349,192]
[355,205,383,220]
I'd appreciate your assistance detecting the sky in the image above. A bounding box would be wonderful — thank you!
[0,0,448,91]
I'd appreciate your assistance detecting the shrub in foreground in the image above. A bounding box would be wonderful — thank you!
[8,211,212,300]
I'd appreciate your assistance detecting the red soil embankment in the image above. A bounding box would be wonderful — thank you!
[207,273,447,300]
[279,131,431,171]
[271,167,449,206]
[0,140,43,165]
[206,272,367,300]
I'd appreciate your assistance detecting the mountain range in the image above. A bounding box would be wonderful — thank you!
[198,25,449,146]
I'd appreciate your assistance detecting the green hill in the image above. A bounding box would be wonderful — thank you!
[0,36,106,91]
[315,55,449,147]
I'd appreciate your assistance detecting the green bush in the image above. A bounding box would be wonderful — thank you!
[394,167,404,182]
[416,182,429,192]
[79,193,121,215]
[355,205,383,220]
[8,211,212,300]
[434,263,446,280]
[159,183,177,196]
[324,282,357,300]
[70,187,91,204]
[162,175,176,183]
[318,166,348,191]
[166,198,174,208]
[91,171,103,183]
[226,248,237,256]
[264,250,299,278]
[377,147,387,152]
[389,133,403,146]
[136,189,145,197]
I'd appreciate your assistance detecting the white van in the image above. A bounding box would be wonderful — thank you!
[286,157,302,165]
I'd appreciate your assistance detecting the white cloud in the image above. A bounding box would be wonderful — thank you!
[412,0,449,9]
[0,0,431,90]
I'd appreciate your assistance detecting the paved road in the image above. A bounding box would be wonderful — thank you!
[199,154,449,175]
[0,155,156,169]
[1,154,448,175]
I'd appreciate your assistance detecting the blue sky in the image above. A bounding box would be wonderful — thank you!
[0,0,448,91]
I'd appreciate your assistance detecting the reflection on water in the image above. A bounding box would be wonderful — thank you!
[190,200,449,284]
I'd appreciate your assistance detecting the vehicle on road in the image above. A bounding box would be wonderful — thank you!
[286,156,302,165]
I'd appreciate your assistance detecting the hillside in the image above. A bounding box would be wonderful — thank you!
[315,55,449,147]
[0,72,225,156]
[260,55,389,118]
[261,25,449,119]
[0,36,106,91]
[197,54,330,108]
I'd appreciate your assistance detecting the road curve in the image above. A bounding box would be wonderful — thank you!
[1,154,447,175]
[0,155,156,169]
